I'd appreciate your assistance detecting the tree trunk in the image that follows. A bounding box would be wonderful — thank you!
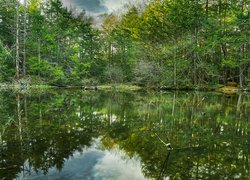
[16,2,20,80]
[57,38,60,64]
[247,44,250,85]
[193,26,198,86]
[23,0,27,77]
[38,38,41,77]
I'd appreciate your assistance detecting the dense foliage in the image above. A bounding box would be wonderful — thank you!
[0,0,100,85]
[0,0,249,88]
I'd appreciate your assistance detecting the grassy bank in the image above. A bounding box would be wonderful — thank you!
[97,84,142,92]
[1,82,249,94]
[0,83,55,90]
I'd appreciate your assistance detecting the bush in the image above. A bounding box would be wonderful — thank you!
[104,65,124,83]
[133,60,162,87]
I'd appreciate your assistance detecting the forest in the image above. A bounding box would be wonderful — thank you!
[0,0,249,89]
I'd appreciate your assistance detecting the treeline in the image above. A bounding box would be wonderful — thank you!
[0,0,249,88]
[0,0,100,85]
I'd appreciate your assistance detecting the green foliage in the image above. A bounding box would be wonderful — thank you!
[104,65,124,83]
[28,57,50,76]
[0,0,249,87]
[134,60,162,87]
[0,0,102,85]
[49,65,65,83]
[0,41,14,81]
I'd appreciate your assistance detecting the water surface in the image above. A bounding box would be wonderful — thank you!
[0,90,249,179]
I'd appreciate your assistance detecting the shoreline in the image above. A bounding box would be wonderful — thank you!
[0,83,249,93]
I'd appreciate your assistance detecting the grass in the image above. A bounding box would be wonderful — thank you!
[29,84,55,89]
[98,84,142,91]
[1,82,248,94]
[0,83,55,92]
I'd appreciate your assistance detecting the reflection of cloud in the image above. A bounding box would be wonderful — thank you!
[93,150,145,180]
[18,139,146,179]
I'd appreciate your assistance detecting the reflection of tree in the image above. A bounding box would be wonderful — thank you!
[157,151,171,180]
[0,90,249,179]
[101,92,250,179]
[0,90,105,179]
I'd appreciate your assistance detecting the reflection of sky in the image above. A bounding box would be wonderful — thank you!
[18,139,145,180]
[93,150,145,180]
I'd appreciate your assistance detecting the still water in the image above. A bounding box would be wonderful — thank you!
[0,89,249,179]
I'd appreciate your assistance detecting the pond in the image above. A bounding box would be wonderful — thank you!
[0,89,249,179]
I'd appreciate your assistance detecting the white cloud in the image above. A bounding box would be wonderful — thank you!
[100,0,126,12]
[60,0,143,15]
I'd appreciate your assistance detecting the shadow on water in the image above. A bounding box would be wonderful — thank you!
[0,89,249,179]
